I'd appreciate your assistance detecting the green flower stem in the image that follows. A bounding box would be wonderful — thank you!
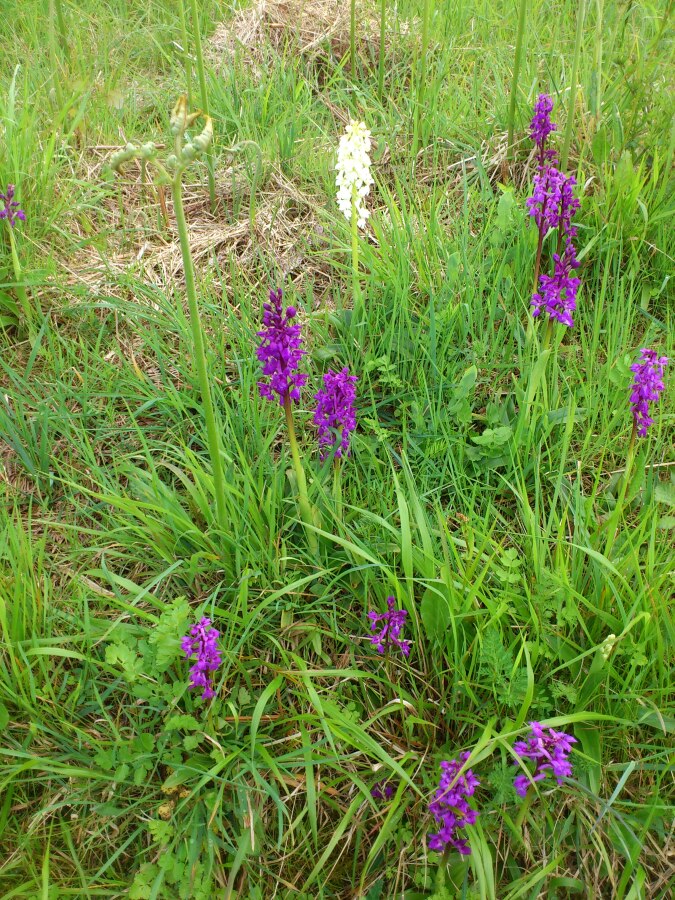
[333,459,343,521]
[54,0,68,57]
[350,0,356,78]
[350,188,361,324]
[377,0,386,101]
[507,0,528,160]
[170,169,228,535]
[560,0,586,172]
[604,422,637,560]
[514,786,534,830]
[188,0,216,212]
[284,396,319,556]
[176,0,193,107]
[7,226,33,328]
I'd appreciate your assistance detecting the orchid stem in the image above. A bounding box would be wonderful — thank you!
[350,190,361,326]
[7,226,33,331]
[284,396,319,556]
[604,423,637,561]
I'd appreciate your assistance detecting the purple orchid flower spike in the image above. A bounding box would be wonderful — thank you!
[512,721,577,798]
[181,617,222,700]
[0,184,26,228]
[629,349,668,436]
[367,596,411,657]
[428,752,480,856]
[256,288,307,406]
[314,367,358,460]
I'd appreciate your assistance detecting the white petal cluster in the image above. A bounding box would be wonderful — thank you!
[335,120,373,230]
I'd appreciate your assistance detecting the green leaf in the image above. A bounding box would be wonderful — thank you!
[149,597,190,671]
[420,587,451,640]
[0,702,9,731]
[105,642,143,682]
[164,714,201,732]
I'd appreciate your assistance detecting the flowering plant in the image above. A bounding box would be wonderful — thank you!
[513,721,576,798]
[629,348,668,436]
[428,753,479,855]
[181,617,222,700]
[257,288,307,406]
[335,120,373,230]
[0,184,26,228]
[367,596,411,657]
[314,367,358,460]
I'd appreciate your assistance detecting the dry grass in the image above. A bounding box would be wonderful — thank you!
[208,0,417,72]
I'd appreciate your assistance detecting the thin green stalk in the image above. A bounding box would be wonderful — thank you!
[47,0,63,106]
[413,0,433,158]
[591,0,604,124]
[176,0,193,107]
[188,0,216,212]
[604,424,637,561]
[284,396,319,557]
[350,188,361,325]
[560,0,586,171]
[378,0,386,101]
[170,168,228,535]
[350,0,356,79]
[54,0,68,57]
[333,460,343,521]
[507,0,528,160]
[7,227,33,329]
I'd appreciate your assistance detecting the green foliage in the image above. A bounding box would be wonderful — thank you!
[0,0,672,898]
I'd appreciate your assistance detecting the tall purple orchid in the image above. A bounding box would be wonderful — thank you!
[526,94,582,329]
[181,617,222,700]
[630,349,668,437]
[314,367,358,460]
[257,288,307,406]
[428,753,480,856]
[513,721,576,798]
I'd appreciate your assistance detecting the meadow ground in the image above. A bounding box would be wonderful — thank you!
[0,1,674,897]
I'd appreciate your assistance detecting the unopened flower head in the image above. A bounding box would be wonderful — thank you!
[313,367,358,460]
[513,721,576,798]
[367,596,411,657]
[428,752,479,856]
[629,348,668,437]
[531,239,581,327]
[600,634,617,661]
[257,288,308,406]
[0,184,26,228]
[181,617,222,700]
[336,120,373,230]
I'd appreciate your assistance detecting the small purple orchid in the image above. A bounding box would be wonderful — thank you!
[367,596,411,657]
[313,367,358,460]
[371,780,395,801]
[181,617,222,700]
[0,184,26,228]
[256,288,307,406]
[513,721,577,798]
[629,349,668,437]
[428,753,480,856]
